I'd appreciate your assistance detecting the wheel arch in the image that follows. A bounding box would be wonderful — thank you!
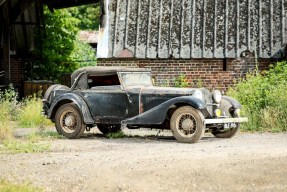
[222,96,242,109]
[122,96,206,125]
[48,93,94,124]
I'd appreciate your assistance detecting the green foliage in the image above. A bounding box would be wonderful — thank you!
[106,130,126,139]
[70,38,97,67]
[0,86,18,141]
[227,61,287,132]
[0,180,42,192]
[29,6,97,82]
[0,101,13,141]
[26,130,63,142]
[0,87,53,153]
[67,4,101,30]
[174,74,189,88]
[1,139,50,154]
[193,79,203,88]
[18,95,53,128]
[32,7,79,81]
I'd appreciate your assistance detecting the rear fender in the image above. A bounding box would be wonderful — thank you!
[122,96,206,125]
[48,93,94,124]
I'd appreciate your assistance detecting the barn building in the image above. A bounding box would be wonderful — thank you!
[0,0,97,94]
[1,0,287,94]
[97,0,287,90]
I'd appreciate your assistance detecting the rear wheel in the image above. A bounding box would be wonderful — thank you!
[55,104,86,139]
[97,124,121,135]
[170,106,205,143]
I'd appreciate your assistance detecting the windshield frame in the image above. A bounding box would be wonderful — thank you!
[118,72,153,89]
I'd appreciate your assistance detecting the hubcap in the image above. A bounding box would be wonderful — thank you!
[60,110,78,133]
[65,116,76,127]
[181,118,194,131]
[176,113,197,137]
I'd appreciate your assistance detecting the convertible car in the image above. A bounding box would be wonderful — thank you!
[42,66,248,143]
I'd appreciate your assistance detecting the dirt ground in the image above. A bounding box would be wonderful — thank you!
[0,128,287,192]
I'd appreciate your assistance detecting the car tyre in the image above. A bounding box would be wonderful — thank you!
[212,99,240,138]
[97,124,121,135]
[170,106,205,143]
[212,125,240,138]
[55,103,86,139]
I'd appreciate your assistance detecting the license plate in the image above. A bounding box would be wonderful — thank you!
[224,122,237,129]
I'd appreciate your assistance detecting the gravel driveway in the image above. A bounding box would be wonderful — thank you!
[0,128,287,192]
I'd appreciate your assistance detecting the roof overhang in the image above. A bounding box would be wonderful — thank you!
[44,0,100,10]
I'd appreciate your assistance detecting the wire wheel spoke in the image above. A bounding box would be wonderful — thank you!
[177,113,197,137]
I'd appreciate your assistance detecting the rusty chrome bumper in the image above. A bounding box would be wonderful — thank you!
[204,117,248,125]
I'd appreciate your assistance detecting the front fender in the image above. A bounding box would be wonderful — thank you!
[48,93,94,124]
[222,96,242,109]
[122,96,206,125]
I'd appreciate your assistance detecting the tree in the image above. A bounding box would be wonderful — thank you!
[67,4,101,30]
[28,6,97,82]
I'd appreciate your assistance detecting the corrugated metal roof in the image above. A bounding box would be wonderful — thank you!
[97,0,287,59]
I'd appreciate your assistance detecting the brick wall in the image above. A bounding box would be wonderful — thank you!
[97,57,271,91]
[10,59,23,91]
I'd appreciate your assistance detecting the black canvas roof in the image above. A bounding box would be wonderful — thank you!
[71,66,150,81]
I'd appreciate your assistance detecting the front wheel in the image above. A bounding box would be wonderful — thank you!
[97,124,121,135]
[170,106,205,143]
[212,99,240,138]
[55,103,86,139]
[212,125,240,138]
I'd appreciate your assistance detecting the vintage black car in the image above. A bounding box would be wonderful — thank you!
[43,66,248,143]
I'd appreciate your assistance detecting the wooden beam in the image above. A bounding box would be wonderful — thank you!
[44,0,100,10]
[11,0,34,22]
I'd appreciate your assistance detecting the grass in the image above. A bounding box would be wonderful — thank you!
[0,100,14,141]
[0,88,57,153]
[26,130,63,142]
[0,128,62,154]
[1,139,50,154]
[0,179,42,192]
[18,96,53,128]
[106,130,127,139]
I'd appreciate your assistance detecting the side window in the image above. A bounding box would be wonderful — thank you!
[87,74,120,88]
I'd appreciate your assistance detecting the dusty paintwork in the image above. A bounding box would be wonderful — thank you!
[97,0,287,59]
[43,66,248,143]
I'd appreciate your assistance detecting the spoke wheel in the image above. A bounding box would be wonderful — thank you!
[170,106,205,143]
[97,124,121,135]
[55,104,86,139]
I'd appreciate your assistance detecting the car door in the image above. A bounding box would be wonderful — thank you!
[81,86,130,124]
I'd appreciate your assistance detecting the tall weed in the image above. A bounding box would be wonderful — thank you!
[0,87,52,153]
[18,94,53,128]
[0,86,17,141]
[174,74,189,88]
[0,100,13,141]
[228,61,287,132]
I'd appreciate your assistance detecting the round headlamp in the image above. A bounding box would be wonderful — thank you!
[212,90,222,104]
[193,90,203,101]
